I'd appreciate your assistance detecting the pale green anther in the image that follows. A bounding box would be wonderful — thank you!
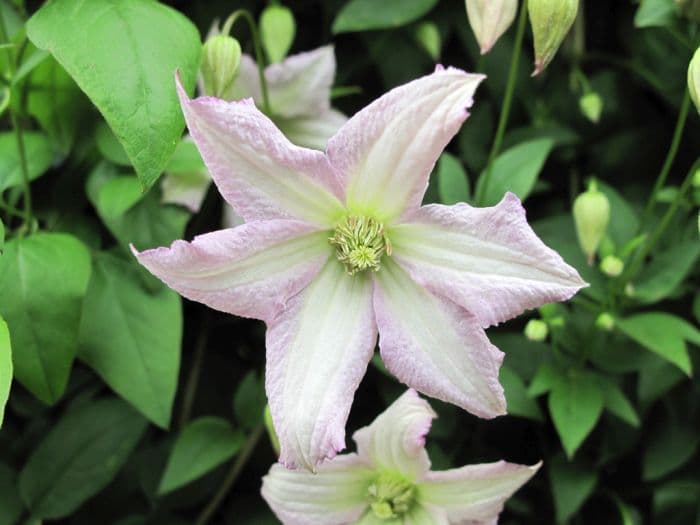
[329,215,392,275]
[367,471,416,520]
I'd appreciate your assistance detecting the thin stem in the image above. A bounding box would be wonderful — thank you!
[0,7,14,74]
[0,198,24,219]
[10,108,32,230]
[641,91,691,225]
[475,0,528,205]
[222,10,272,115]
[178,313,210,429]
[195,424,265,525]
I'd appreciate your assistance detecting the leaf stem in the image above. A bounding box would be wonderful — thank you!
[222,10,272,115]
[194,424,265,525]
[475,0,528,206]
[10,108,33,231]
[178,313,210,429]
[641,90,691,226]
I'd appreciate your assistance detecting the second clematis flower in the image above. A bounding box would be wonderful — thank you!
[262,389,541,524]
[133,66,585,470]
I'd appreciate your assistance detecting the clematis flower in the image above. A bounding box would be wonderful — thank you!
[133,66,585,470]
[162,45,346,214]
[262,389,541,524]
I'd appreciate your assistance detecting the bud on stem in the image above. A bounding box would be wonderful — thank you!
[465,0,518,54]
[528,0,579,75]
[573,181,610,264]
[689,47,700,115]
[201,35,242,98]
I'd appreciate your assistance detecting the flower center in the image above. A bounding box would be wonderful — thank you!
[329,215,392,275]
[367,471,416,520]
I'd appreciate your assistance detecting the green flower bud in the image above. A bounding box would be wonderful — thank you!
[264,404,280,455]
[573,181,610,264]
[677,0,700,21]
[414,21,442,60]
[524,319,549,342]
[260,4,296,64]
[579,92,603,123]
[624,283,635,298]
[595,312,615,331]
[528,0,579,75]
[201,34,242,98]
[689,47,700,115]
[465,0,518,54]
[599,255,624,277]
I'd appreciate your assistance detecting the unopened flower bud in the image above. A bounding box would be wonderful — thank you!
[201,34,242,98]
[260,4,296,64]
[688,47,700,115]
[599,255,624,277]
[573,181,610,264]
[465,0,518,54]
[595,312,615,331]
[624,283,635,298]
[677,0,700,22]
[579,92,603,123]
[528,0,579,75]
[524,319,549,342]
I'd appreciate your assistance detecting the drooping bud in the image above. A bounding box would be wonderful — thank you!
[260,4,296,64]
[201,34,242,98]
[465,0,518,54]
[677,0,700,22]
[579,92,603,123]
[688,47,700,115]
[595,312,615,331]
[524,319,549,342]
[573,181,610,264]
[528,0,579,75]
[599,255,624,277]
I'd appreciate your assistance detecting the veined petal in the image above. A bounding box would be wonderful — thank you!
[278,109,348,151]
[132,220,329,322]
[266,260,377,470]
[265,46,337,119]
[352,390,436,480]
[176,74,344,225]
[405,503,450,525]
[262,454,374,525]
[418,461,541,523]
[391,193,586,328]
[327,67,484,221]
[374,261,506,419]
[225,54,262,102]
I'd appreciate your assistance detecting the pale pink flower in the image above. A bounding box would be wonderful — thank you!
[465,0,518,54]
[133,66,584,470]
[262,389,541,524]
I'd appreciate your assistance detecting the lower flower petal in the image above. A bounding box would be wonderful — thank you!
[352,389,435,480]
[391,193,586,328]
[418,461,542,523]
[373,261,506,419]
[266,260,377,470]
[132,220,329,322]
[262,454,374,525]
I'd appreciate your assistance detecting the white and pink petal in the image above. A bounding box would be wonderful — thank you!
[278,109,348,151]
[391,193,586,328]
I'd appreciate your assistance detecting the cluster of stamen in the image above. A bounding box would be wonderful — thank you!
[329,215,392,275]
[367,471,416,520]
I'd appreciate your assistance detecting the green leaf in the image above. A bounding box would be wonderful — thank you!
[0,316,11,428]
[96,175,144,219]
[617,312,699,376]
[413,21,441,60]
[78,252,182,428]
[332,0,438,33]
[634,241,700,303]
[0,218,4,251]
[161,138,210,211]
[95,121,131,167]
[643,424,699,481]
[599,378,640,427]
[260,5,296,64]
[437,152,470,205]
[548,371,604,458]
[527,362,561,397]
[500,366,543,421]
[19,397,147,519]
[0,131,54,191]
[477,138,555,206]
[0,463,23,525]
[596,181,640,248]
[158,416,244,495]
[549,455,598,524]
[635,0,678,28]
[233,371,267,430]
[637,356,685,405]
[0,233,91,404]
[26,56,87,154]
[26,0,201,189]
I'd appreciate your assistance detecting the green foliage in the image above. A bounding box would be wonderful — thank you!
[549,455,598,524]
[0,131,54,191]
[158,416,244,495]
[18,397,147,519]
[332,0,438,33]
[233,370,267,430]
[436,152,470,205]
[0,316,11,427]
[0,233,91,404]
[26,0,201,189]
[635,0,679,28]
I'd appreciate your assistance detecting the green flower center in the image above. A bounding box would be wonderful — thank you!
[329,215,392,275]
[367,471,416,520]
